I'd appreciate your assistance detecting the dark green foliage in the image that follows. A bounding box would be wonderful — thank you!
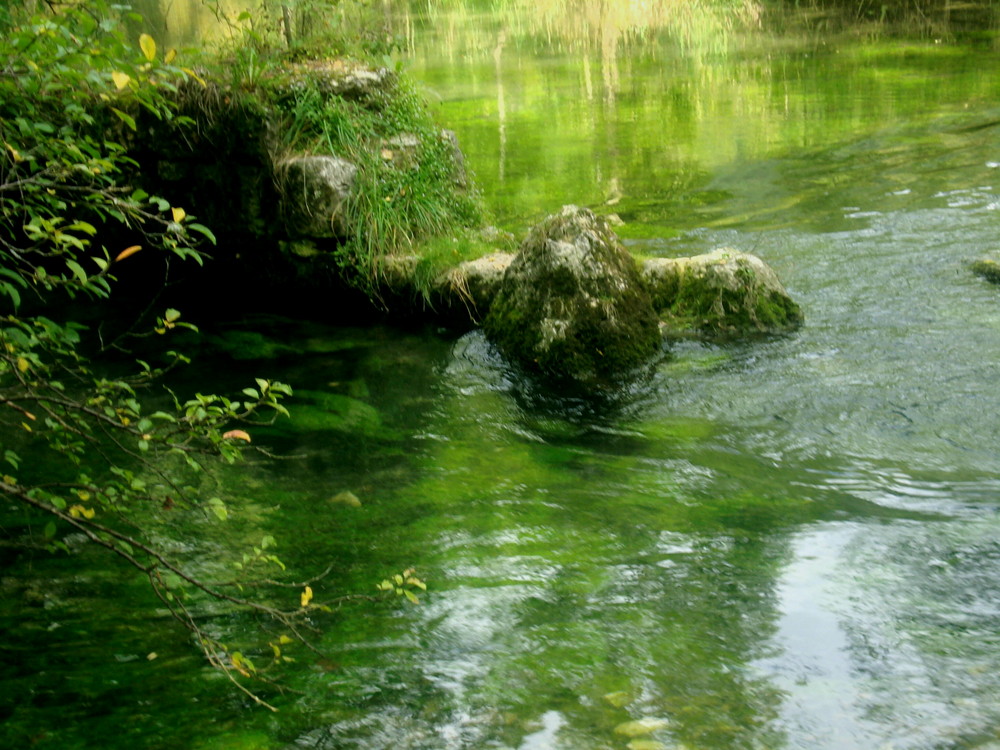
[0,1,351,708]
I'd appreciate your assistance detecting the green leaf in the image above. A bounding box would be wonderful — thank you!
[187,223,217,244]
[65,259,88,284]
[110,107,136,131]
[207,497,228,521]
[43,521,57,539]
[0,268,28,288]
[65,221,97,236]
[1,283,21,309]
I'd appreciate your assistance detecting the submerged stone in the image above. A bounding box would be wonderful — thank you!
[330,490,362,507]
[614,717,671,737]
[627,740,670,750]
[602,690,632,708]
[483,205,661,387]
[291,390,382,435]
[642,248,802,338]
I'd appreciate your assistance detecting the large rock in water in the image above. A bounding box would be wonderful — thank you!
[484,206,661,386]
[642,248,803,337]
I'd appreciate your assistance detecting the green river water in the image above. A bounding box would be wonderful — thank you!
[5,2,1000,749]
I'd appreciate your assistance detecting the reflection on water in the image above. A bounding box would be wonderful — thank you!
[402,2,1000,235]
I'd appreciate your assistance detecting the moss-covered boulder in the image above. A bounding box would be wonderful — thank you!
[483,205,661,386]
[642,248,802,338]
[972,259,1000,284]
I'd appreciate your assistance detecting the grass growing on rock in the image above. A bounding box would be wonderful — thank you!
[166,6,493,306]
[267,64,487,296]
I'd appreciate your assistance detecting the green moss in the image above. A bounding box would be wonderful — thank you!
[484,208,661,385]
[205,330,297,360]
[972,259,1000,284]
[265,70,486,290]
[664,285,802,337]
[287,389,384,435]
[647,252,803,338]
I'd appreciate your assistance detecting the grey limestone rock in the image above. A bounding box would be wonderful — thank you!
[276,155,358,239]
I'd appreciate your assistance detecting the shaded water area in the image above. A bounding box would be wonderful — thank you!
[6,2,1000,748]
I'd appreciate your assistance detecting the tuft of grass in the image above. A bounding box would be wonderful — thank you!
[268,72,486,293]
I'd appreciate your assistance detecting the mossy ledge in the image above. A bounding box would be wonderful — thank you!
[126,62,801,358]
[127,60,494,320]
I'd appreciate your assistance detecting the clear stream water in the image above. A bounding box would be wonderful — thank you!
[5,3,1000,749]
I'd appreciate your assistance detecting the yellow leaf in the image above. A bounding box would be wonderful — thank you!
[165,48,177,64]
[171,206,186,223]
[278,634,294,645]
[146,652,158,661]
[230,652,252,677]
[300,585,313,608]
[114,245,142,262]
[5,143,23,163]
[181,67,207,88]
[112,71,131,90]
[222,429,251,443]
[76,490,90,501]
[139,33,156,62]
[16,356,29,373]
[69,504,96,519]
